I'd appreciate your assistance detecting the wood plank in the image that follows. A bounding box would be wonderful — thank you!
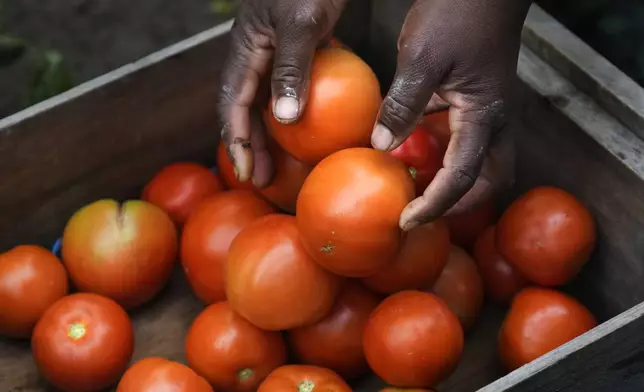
[522,5,644,139]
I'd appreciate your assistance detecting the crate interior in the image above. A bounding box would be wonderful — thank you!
[3,9,644,392]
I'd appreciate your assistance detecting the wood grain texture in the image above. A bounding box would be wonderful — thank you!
[2,3,644,392]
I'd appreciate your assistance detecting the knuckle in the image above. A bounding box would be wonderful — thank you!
[272,63,304,87]
[379,94,419,135]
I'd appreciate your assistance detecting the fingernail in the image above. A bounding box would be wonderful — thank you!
[274,97,299,122]
[371,124,394,151]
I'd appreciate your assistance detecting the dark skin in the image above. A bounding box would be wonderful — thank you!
[217,0,533,230]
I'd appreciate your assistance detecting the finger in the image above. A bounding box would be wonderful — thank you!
[218,19,273,182]
[249,108,274,188]
[271,6,338,124]
[399,101,505,230]
[424,94,450,114]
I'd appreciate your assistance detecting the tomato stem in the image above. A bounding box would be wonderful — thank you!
[237,368,254,382]
[408,166,417,180]
[67,322,86,340]
[298,380,316,392]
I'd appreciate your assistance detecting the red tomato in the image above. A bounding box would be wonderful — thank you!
[363,219,450,294]
[288,280,381,380]
[329,37,351,51]
[32,293,134,391]
[388,124,443,196]
[217,139,313,214]
[445,198,496,250]
[473,226,528,303]
[499,287,597,371]
[181,190,276,304]
[267,48,381,164]
[432,246,485,332]
[61,199,178,309]
[297,148,415,277]
[226,214,341,330]
[496,186,596,286]
[142,162,224,226]
[0,245,68,338]
[117,357,213,392]
[422,110,450,153]
[185,301,287,391]
[363,291,463,388]
[258,365,351,392]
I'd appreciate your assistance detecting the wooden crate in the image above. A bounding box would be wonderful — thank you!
[2,3,644,391]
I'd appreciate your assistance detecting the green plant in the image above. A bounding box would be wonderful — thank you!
[210,0,239,15]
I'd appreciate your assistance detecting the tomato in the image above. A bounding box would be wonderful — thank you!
[445,198,496,250]
[431,246,484,332]
[258,365,351,392]
[227,214,341,330]
[388,124,443,196]
[61,199,178,309]
[496,186,596,286]
[185,301,287,391]
[329,37,350,51]
[421,110,450,154]
[363,219,450,294]
[117,357,213,392]
[288,280,381,380]
[181,190,276,304]
[473,226,528,303]
[217,139,312,214]
[297,148,415,277]
[363,291,463,388]
[142,162,224,226]
[0,245,68,338]
[32,293,134,391]
[499,287,597,371]
[267,48,381,165]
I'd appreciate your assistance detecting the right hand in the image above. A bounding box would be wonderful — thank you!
[216,0,350,188]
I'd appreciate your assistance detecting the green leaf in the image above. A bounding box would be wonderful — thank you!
[0,35,26,67]
[27,50,74,106]
[210,0,238,15]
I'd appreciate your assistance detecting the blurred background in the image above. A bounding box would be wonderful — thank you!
[1,0,642,119]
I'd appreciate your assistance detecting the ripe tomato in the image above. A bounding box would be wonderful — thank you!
[217,139,312,214]
[499,287,597,371]
[0,245,68,338]
[267,48,381,164]
[32,293,134,391]
[258,365,351,392]
[473,226,528,303]
[496,186,596,286]
[363,291,463,388]
[363,219,450,294]
[388,124,443,196]
[117,357,213,392]
[185,301,287,391]
[445,198,496,250]
[329,37,351,51]
[297,148,415,277]
[288,280,381,380]
[432,246,484,332]
[227,214,341,330]
[61,199,178,309]
[181,190,275,304]
[142,162,224,226]
[422,110,450,154]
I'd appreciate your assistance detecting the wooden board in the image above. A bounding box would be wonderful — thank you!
[2,4,644,392]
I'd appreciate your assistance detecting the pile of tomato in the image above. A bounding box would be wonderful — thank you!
[0,44,599,392]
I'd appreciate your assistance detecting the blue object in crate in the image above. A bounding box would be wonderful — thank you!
[51,237,62,258]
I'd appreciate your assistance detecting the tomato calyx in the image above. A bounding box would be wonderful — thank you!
[320,243,335,254]
[67,322,87,340]
[237,368,254,382]
[408,167,417,180]
[298,379,316,392]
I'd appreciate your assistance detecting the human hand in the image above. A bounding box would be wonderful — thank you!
[370,0,532,231]
[216,0,350,187]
